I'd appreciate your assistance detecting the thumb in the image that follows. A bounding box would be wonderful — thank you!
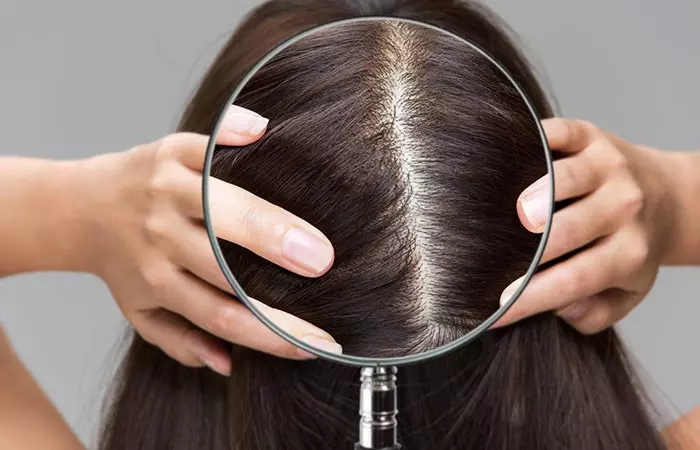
[215,105,269,146]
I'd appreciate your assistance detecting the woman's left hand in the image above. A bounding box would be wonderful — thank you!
[494,118,682,333]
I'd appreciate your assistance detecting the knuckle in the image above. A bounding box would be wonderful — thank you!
[144,213,170,245]
[605,148,629,172]
[578,307,610,335]
[141,264,174,300]
[560,268,588,299]
[159,132,200,160]
[137,328,158,347]
[556,215,578,242]
[238,202,267,243]
[552,217,582,256]
[147,161,181,197]
[626,234,650,270]
[578,120,598,133]
[558,119,575,145]
[558,160,579,192]
[179,334,205,367]
[158,133,183,156]
[204,304,237,339]
[578,120,600,140]
[127,143,149,161]
[277,342,304,360]
[620,184,644,216]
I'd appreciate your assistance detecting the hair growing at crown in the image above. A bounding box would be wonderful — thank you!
[375,22,444,345]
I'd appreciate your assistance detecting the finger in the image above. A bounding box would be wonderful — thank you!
[542,118,599,153]
[610,224,655,294]
[557,289,639,334]
[156,209,235,295]
[145,157,334,278]
[493,232,631,328]
[162,271,342,360]
[517,152,606,232]
[134,308,232,375]
[619,259,657,294]
[539,178,639,264]
[184,172,335,277]
[164,106,269,170]
[215,105,270,146]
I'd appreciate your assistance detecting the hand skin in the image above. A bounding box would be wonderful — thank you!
[0,105,341,378]
[494,118,700,333]
[663,406,700,449]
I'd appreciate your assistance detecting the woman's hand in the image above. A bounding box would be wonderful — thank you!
[80,106,340,375]
[494,118,687,333]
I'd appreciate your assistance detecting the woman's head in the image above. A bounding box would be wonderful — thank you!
[197,16,553,358]
[100,1,666,449]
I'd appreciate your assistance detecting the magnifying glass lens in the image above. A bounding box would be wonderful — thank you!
[202,18,553,366]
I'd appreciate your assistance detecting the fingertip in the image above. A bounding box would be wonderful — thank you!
[209,352,233,376]
[490,314,513,329]
[541,116,569,138]
[540,117,561,132]
[185,331,231,376]
[559,296,614,335]
[500,275,523,305]
[492,298,524,329]
[493,274,533,329]
[300,335,343,355]
[556,299,590,322]
[199,352,232,376]
[215,126,267,146]
[281,227,335,278]
[216,107,269,146]
[308,228,335,277]
[517,195,546,233]
[541,117,597,153]
[307,247,335,278]
[249,300,342,360]
[229,105,263,118]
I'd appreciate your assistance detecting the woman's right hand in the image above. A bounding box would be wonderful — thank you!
[79,106,341,376]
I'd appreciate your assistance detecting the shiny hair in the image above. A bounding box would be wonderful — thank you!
[99,1,667,449]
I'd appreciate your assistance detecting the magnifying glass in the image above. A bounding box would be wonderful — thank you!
[202,17,553,450]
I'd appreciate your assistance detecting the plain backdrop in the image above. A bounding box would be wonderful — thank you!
[1,0,699,446]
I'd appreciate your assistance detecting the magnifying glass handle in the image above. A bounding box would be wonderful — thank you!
[355,444,401,450]
[355,366,401,450]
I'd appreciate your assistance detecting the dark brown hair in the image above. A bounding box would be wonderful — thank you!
[100,1,667,449]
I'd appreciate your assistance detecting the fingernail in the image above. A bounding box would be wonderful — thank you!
[200,357,222,374]
[500,276,525,306]
[559,300,589,320]
[299,335,343,358]
[282,227,334,274]
[189,339,227,375]
[519,179,550,228]
[229,105,262,117]
[222,107,269,137]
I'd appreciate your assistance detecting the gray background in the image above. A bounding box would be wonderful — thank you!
[1,0,698,446]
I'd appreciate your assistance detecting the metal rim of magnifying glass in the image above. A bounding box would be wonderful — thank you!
[202,16,555,368]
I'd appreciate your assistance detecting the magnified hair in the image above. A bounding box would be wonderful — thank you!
[99,1,668,449]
